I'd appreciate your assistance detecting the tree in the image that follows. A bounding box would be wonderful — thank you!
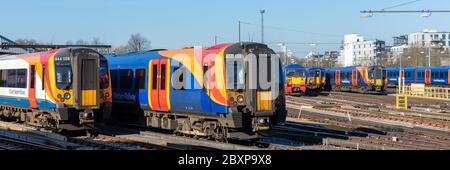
[65,41,74,45]
[15,39,38,45]
[127,33,151,52]
[91,37,102,45]
[75,39,90,45]
[113,45,129,54]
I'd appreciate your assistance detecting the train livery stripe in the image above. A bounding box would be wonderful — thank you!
[147,59,153,110]
[166,59,171,110]
[357,67,369,84]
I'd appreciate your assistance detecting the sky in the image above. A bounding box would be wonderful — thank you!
[1,0,450,57]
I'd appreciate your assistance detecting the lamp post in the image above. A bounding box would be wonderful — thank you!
[260,10,265,44]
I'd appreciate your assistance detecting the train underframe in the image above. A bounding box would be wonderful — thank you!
[110,104,283,141]
[332,85,385,94]
[0,104,109,130]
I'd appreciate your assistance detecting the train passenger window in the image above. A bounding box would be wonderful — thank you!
[17,69,27,88]
[173,66,187,90]
[119,69,133,89]
[110,70,118,89]
[7,69,17,88]
[0,70,5,87]
[160,64,166,90]
[135,69,146,89]
[152,65,158,90]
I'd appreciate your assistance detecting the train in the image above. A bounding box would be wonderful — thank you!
[0,48,112,129]
[307,67,326,94]
[385,66,450,87]
[324,66,386,94]
[283,64,307,95]
[107,43,287,141]
[283,64,327,95]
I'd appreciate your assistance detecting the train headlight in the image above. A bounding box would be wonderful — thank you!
[229,97,235,103]
[64,93,71,99]
[237,96,244,103]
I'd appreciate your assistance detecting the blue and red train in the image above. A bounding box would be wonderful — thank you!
[107,43,287,140]
[386,66,450,87]
[324,66,386,93]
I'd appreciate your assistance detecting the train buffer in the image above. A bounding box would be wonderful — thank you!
[396,84,450,110]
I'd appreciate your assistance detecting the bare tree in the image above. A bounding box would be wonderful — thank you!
[113,45,129,54]
[91,37,102,45]
[75,39,90,45]
[16,39,38,45]
[65,41,74,45]
[127,33,151,52]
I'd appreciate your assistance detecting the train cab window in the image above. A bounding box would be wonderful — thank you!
[55,56,72,90]
[226,58,245,90]
[110,70,118,89]
[100,58,110,89]
[152,65,158,90]
[119,69,133,89]
[0,70,6,87]
[135,69,146,89]
[17,69,27,88]
[7,69,17,87]
[286,69,305,77]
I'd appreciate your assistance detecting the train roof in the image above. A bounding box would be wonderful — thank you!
[284,64,305,69]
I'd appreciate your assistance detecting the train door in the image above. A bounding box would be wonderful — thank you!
[425,69,431,85]
[28,65,37,108]
[202,60,214,113]
[352,69,358,86]
[448,69,450,85]
[72,50,100,109]
[309,70,315,85]
[335,70,340,85]
[149,59,169,112]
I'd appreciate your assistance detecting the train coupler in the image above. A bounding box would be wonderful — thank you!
[79,110,95,124]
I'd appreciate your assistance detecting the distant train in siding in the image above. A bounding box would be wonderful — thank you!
[325,66,386,94]
[0,48,112,129]
[385,66,450,87]
[283,64,307,95]
[107,43,287,141]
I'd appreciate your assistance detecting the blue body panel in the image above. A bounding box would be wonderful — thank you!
[107,51,228,116]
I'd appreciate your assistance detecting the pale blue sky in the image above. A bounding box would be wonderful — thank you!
[2,0,449,57]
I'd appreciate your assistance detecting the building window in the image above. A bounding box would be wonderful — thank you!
[443,34,447,40]
[422,34,425,40]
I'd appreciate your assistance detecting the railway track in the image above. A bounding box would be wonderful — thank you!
[284,100,450,150]
[0,136,61,150]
